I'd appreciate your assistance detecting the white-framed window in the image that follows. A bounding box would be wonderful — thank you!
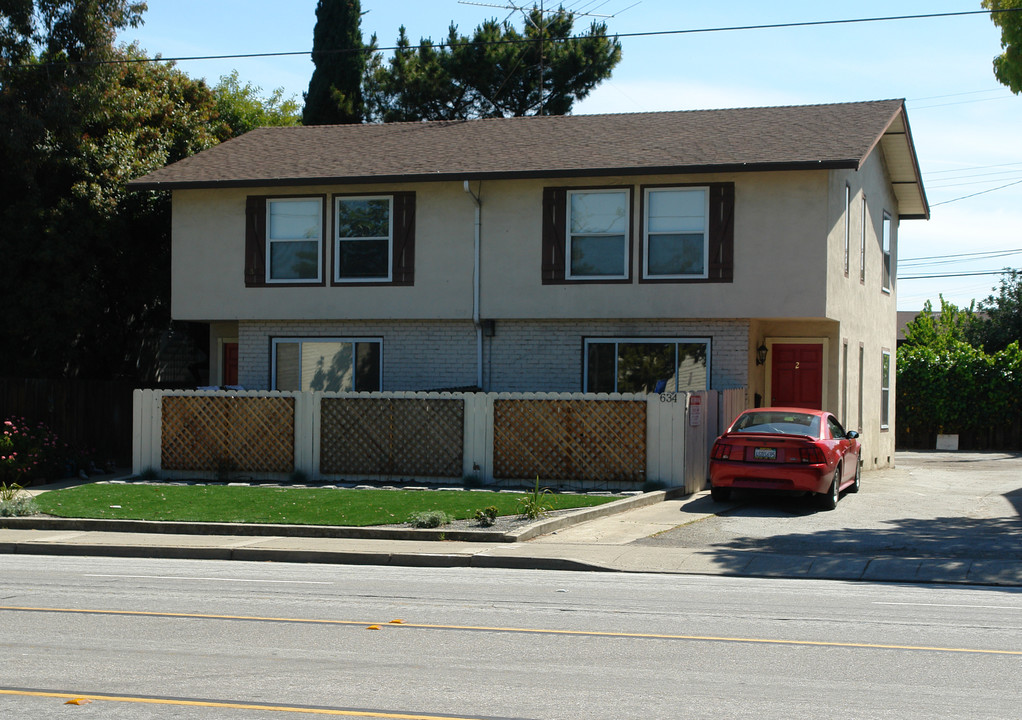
[643,187,709,279]
[272,338,382,392]
[843,184,851,277]
[881,349,891,429]
[266,197,323,283]
[566,189,629,279]
[583,338,710,393]
[860,193,867,283]
[882,211,893,293]
[335,196,393,282]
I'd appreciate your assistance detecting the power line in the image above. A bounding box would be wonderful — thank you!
[901,248,1022,263]
[924,161,1022,176]
[899,269,1019,280]
[5,7,1020,70]
[930,179,1022,207]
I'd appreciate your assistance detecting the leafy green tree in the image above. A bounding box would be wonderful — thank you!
[902,296,982,350]
[366,6,622,122]
[303,0,366,125]
[1,38,224,378]
[974,269,1022,353]
[983,0,1022,93]
[212,71,301,137]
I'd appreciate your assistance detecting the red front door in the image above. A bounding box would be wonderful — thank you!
[222,342,239,386]
[771,343,823,409]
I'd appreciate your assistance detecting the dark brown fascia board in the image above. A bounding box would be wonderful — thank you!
[126,159,860,192]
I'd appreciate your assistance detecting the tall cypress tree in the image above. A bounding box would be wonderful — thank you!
[302,0,366,125]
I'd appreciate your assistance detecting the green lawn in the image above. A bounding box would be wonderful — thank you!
[33,483,618,526]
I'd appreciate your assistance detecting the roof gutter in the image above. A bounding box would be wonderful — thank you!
[126,160,863,193]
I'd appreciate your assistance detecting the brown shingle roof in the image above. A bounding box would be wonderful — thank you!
[128,99,927,217]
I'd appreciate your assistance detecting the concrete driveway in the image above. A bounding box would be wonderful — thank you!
[633,450,1022,563]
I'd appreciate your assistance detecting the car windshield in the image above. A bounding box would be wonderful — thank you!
[731,411,821,436]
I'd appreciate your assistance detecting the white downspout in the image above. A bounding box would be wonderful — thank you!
[464,181,483,390]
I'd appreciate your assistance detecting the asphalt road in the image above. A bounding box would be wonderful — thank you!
[636,451,1022,562]
[2,555,1021,719]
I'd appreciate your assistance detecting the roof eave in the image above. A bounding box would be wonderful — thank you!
[126,159,861,192]
[859,101,929,221]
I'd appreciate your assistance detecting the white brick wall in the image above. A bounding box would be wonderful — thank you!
[238,319,749,392]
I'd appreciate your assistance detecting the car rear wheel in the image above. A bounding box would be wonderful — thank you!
[710,485,731,502]
[818,468,840,510]
[848,461,861,493]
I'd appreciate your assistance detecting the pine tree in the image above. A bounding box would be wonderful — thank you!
[366,6,621,122]
[302,0,366,125]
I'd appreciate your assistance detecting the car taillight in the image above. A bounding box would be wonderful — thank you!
[712,442,733,460]
[799,447,825,464]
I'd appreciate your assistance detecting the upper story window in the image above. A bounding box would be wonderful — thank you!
[843,183,851,277]
[566,189,629,279]
[643,187,709,279]
[265,197,324,284]
[882,211,893,293]
[542,183,734,285]
[245,192,415,288]
[335,196,392,282]
[859,193,867,284]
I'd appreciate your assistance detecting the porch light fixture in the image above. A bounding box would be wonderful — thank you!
[755,343,768,366]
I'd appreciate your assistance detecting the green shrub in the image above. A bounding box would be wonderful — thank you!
[474,505,499,527]
[518,477,552,520]
[408,510,451,528]
[0,483,38,516]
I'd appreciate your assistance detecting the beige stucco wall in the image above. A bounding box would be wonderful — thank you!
[171,183,477,322]
[170,170,834,323]
[738,151,901,470]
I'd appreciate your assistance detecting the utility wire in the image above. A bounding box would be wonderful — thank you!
[5,7,1021,70]
[930,179,1022,207]
[899,269,1019,280]
[901,248,1022,262]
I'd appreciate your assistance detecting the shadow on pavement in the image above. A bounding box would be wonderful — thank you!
[647,514,1022,567]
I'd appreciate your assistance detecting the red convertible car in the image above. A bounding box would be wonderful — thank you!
[709,408,861,510]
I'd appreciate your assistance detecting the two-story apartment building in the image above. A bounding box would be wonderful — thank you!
[129,99,928,470]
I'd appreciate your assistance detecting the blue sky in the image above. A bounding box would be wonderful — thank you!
[119,1,1022,312]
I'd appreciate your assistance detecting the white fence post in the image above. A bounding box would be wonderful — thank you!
[294,391,314,479]
[645,392,686,488]
[131,388,162,476]
[462,393,489,482]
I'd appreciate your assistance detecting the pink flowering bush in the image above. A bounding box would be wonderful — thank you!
[0,417,75,485]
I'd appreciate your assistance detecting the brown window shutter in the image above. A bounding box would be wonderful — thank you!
[245,196,267,287]
[541,187,567,283]
[707,183,735,283]
[392,191,416,286]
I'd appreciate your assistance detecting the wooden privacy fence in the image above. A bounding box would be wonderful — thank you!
[135,388,748,491]
[0,378,136,465]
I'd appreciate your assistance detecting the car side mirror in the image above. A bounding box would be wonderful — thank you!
[846,431,859,439]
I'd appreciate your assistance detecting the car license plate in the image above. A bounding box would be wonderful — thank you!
[754,447,777,460]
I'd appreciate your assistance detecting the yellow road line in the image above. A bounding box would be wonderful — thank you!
[0,689,490,719]
[2,605,1019,656]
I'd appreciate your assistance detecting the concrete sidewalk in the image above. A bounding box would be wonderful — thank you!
[4,478,1021,586]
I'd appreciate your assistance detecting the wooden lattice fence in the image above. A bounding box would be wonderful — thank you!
[161,395,295,473]
[320,397,463,477]
[493,399,646,482]
[136,389,744,486]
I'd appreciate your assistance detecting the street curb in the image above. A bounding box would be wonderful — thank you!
[0,540,609,573]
